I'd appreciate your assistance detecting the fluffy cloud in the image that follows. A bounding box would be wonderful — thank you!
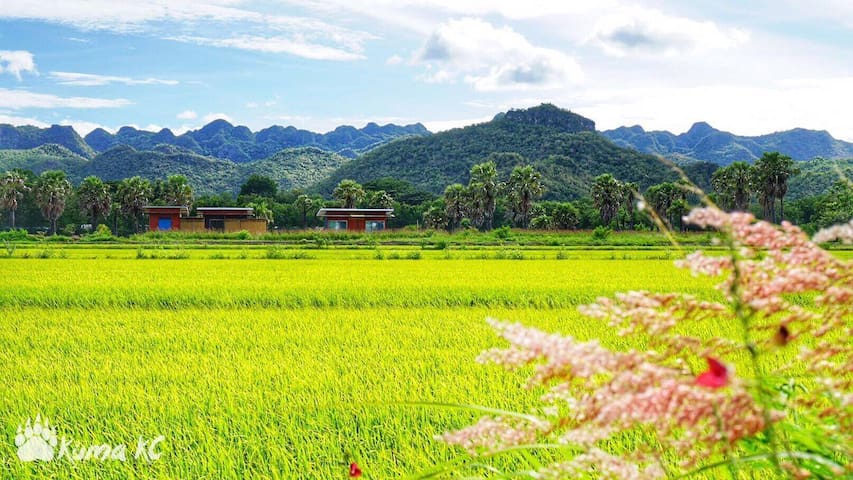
[0,1,375,61]
[590,7,749,57]
[414,18,583,91]
[169,35,364,61]
[0,50,37,80]
[176,110,198,120]
[202,112,233,124]
[0,88,131,109]
[49,71,179,86]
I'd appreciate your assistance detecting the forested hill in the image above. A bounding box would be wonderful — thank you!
[603,122,853,165]
[0,120,429,163]
[315,104,717,200]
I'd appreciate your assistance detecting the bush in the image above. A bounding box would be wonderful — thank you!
[492,225,512,240]
[592,225,612,242]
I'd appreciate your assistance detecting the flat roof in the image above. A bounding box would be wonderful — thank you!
[143,205,189,214]
[196,207,254,212]
[316,208,394,217]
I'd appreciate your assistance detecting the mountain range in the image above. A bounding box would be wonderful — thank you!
[0,120,429,163]
[602,122,853,165]
[0,104,851,201]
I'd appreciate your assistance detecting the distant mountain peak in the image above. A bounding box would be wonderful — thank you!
[500,103,596,133]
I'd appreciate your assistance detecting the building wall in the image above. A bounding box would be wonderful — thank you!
[148,213,182,231]
[179,218,205,233]
[325,215,388,232]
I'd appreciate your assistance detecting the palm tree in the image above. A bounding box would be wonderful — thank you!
[591,174,623,227]
[443,183,466,231]
[163,175,194,208]
[645,182,685,227]
[293,194,315,229]
[468,161,499,230]
[621,181,639,230]
[77,176,112,226]
[248,201,273,226]
[506,165,545,228]
[34,170,72,235]
[0,170,30,229]
[333,179,365,209]
[117,176,152,233]
[711,161,752,211]
[752,152,798,222]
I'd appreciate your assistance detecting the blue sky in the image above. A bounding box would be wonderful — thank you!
[1,1,853,140]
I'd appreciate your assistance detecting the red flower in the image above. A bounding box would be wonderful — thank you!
[349,462,362,478]
[695,356,729,388]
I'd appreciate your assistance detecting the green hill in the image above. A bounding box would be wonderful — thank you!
[0,124,94,158]
[238,147,349,191]
[316,104,715,200]
[0,144,89,174]
[788,158,853,199]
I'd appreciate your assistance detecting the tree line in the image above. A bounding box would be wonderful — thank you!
[0,149,849,236]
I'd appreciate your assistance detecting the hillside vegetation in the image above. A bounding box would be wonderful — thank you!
[316,104,716,200]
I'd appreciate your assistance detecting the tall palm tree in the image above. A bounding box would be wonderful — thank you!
[711,161,752,211]
[752,152,798,222]
[248,201,274,226]
[163,175,194,208]
[77,176,112,226]
[117,176,152,233]
[0,170,30,229]
[645,182,685,227]
[333,179,365,209]
[293,194,315,229]
[443,183,466,231]
[506,165,545,228]
[34,170,72,235]
[468,161,499,230]
[591,173,623,227]
[621,181,639,230]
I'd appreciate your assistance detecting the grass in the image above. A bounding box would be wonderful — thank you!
[0,247,842,478]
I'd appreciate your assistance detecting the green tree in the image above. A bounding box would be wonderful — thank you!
[468,161,499,230]
[163,175,194,208]
[333,179,365,209]
[77,176,112,226]
[117,176,152,233]
[621,181,639,230]
[752,152,799,222]
[248,201,273,226]
[506,165,545,228]
[552,202,580,230]
[443,183,466,231]
[711,161,752,211]
[364,190,394,209]
[591,174,623,227]
[293,194,315,229]
[34,170,72,235]
[240,174,278,198]
[645,182,685,228]
[422,205,446,230]
[0,170,30,229]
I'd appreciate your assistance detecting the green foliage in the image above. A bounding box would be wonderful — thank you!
[333,179,365,208]
[240,173,278,197]
[316,104,697,200]
[592,225,612,241]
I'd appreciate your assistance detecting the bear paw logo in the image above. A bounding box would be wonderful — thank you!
[14,415,58,462]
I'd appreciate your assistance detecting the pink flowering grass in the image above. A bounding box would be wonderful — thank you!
[431,207,852,479]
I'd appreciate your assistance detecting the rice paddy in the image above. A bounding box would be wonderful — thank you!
[0,246,844,478]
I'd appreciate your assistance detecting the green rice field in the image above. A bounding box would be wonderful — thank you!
[0,245,847,478]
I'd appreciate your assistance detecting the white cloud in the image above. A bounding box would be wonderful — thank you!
[169,35,364,60]
[176,110,198,120]
[58,119,113,136]
[566,76,853,141]
[414,18,583,91]
[385,54,403,65]
[0,50,37,80]
[422,116,493,132]
[590,7,749,57]
[0,88,131,109]
[0,113,46,128]
[202,112,233,124]
[49,71,179,86]
[0,1,376,61]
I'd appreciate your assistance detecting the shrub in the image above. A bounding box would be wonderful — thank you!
[591,225,611,242]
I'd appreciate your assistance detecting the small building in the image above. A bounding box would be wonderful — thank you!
[143,206,189,231]
[143,206,268,234]
[316,208,394,232]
